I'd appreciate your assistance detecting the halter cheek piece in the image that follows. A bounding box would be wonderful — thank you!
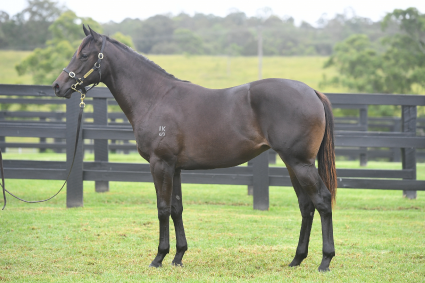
[62,35,107,108]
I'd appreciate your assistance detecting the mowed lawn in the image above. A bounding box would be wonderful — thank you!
[0,50,347,92]
[0,152,424,282]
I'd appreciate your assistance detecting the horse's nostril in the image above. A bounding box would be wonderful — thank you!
[53,83,60,94]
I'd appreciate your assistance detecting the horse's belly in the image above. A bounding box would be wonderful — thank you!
[179,135,269,170]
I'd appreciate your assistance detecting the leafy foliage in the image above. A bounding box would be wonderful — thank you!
[15,10,101,84]
[321,8,425,95]
[110,32,135,49]
[0,0,62,50]
[1,2,402,56]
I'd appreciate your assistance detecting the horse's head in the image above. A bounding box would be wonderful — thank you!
[52,25,106,98]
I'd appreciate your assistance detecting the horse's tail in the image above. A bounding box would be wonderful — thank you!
[315,90,337,207]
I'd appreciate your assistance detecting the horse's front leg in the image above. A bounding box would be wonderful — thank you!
[149,158,175,268]
[171,169,188,266]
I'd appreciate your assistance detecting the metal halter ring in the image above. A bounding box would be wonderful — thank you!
[98,53,104,59]
[94,62,101,69]
[69,72,76,78]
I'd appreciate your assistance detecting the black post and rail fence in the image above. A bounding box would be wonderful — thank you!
[1,84,424,210]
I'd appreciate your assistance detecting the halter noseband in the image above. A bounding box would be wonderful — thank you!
[62,35,107,108]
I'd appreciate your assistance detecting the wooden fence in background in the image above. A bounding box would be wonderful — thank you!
[1,84,424,210]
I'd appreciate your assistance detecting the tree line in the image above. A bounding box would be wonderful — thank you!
[1,0,396,56]
[2,1,425,102]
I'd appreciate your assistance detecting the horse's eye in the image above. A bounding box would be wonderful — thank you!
[81,54,88,59]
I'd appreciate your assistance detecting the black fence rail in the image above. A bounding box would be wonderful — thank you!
[1,84,424,209]
[3,102,424,163]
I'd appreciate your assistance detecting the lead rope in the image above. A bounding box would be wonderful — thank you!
[0,103,85,210]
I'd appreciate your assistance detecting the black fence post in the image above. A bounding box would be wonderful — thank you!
[123,117,130,154]
[66,95,84,207]
[359,106,368,166]
[93,97,109,192]
[393,118,402,162]
[54,116,64,153]
[268,149,276,164]
[39,117,47,153]
[0,111,5,152]
[247,160,253,195]
[401,105,417,199]
[252,151,269,210]
[110,118,116,154]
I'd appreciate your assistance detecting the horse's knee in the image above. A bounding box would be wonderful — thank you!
[158,206,171,221]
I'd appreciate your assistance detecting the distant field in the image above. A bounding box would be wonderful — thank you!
[0,50,33,84]
[0,50,347,92]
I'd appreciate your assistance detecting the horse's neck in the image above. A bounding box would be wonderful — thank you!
[102,47,175,125]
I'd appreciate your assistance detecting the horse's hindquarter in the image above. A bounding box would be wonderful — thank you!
[249,79,326,162]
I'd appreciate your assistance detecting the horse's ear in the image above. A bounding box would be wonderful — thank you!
[83,24,90,36]
[88,25,102,42]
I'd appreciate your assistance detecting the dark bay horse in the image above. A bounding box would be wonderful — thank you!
[52,26,337,272]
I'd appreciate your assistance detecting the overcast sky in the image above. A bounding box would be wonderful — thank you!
[1,0,423,26]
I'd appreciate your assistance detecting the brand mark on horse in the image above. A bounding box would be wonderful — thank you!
[159,126,166,136]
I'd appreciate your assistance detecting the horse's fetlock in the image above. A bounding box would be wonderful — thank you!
[158,245,170,255]
[323,250,335,259]
[177,243,188,253]
[295,251,308,259]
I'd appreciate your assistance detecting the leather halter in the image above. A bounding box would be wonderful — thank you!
[62,35,107,107]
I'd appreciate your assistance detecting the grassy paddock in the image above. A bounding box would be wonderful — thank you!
[0,50,346,92]
[0,153,424,282]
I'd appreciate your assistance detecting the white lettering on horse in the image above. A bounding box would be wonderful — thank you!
[159,126,166,136]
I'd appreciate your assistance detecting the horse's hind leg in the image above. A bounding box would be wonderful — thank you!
[170,169,188,266]
[289,161,335,271]
[287,167,316,267]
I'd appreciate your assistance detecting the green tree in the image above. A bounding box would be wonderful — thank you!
[15,10,101,84]
[111,32,135,49]
[173,28,204,55]
[322,7,425,95]
[0,0,62,49]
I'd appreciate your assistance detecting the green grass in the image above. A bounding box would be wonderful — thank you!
[0,50,347,92]
[0,153,424,282]
[147,55,347,92]
[0,50,32,85]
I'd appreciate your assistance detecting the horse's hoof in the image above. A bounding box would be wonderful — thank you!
[149,262,162,268]
[171,261,184,267]
[318,266,330,272]
[289,255,306,267]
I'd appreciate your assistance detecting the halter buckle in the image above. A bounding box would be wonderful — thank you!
[69,72,75,78]
[98,53,104,59]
